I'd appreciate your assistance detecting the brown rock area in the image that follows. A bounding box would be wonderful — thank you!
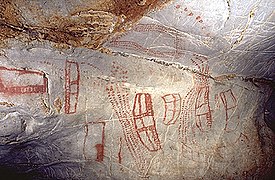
[0,0,170,49]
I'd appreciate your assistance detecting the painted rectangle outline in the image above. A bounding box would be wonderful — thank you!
[64,60,80,114]
[0,66,48,95]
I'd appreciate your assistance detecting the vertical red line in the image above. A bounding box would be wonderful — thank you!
[162,96,168,124]
[220,91,228,130]
[118,137,122,164]
[144,94,154,147]
[64,60,80,114]
[64,60,71,114]
[138,94,142,117]
[96,122,105,162]
[74,62,80,112]
[172,94,176,122]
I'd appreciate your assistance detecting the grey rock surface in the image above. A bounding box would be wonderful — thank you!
[0,0,274,179]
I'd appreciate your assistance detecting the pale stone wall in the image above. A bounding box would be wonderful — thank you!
[0,0,274,179]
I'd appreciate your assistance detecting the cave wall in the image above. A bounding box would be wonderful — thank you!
[0,0,274,179]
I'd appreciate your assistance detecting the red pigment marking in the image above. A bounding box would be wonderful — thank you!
[194,86,212,130]
[107,63,148,172]
[193,54,212,130]
[133,93,161,152]
[111,62,128,83]
[95,144,104,162]
[184,7,188,11]
[64,60,80,114]
[0,66,48,95]
[83,121,106,162]
[236,132,249,143]
[96,122,105,162]
[175,4,181,9]
[106,62,149,173]
[162,93,182,125]
[195,16,203,23]
[106,84,148,173]
[109,23,186,59]
[214,94,221,110]
[118,137,123,164]
[0,66,44,76]
[178,88,197,145]
[188,12,193,16]
[178,54,212,146]
[220,89,237,131]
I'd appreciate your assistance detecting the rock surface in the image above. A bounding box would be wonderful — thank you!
[0,0,274,179]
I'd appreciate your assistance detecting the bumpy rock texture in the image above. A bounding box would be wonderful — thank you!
[0,0,274,179]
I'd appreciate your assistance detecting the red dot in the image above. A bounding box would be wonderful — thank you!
[196,16,201,20]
